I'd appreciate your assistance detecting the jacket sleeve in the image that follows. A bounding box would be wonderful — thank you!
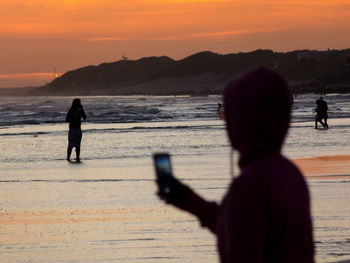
[183,191,219,233]
[164,179,219,233]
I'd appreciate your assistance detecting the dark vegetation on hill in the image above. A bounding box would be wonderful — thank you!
[3,49,350,96]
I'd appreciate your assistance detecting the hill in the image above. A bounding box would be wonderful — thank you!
[15,49,350,95]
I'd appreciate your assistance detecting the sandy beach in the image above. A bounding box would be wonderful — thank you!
[1,154,350,263]
[0,157,219,263]
[293,155,350,178]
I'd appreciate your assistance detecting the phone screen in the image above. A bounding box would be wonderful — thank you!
[153,153,173,194]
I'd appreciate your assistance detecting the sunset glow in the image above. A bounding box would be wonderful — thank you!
[0,73,54,80]
[0,73,59,88]
[1,0,350,87]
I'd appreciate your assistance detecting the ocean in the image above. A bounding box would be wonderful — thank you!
[0,94,350,262]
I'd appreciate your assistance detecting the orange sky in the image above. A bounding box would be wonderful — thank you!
[1,0,350,88]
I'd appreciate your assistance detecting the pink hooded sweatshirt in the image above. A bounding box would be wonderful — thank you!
[169,68,314,263]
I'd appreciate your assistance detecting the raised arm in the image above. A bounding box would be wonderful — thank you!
[81,107,87,120]
[65,110,71,123]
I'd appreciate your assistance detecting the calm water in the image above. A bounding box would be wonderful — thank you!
[0,94,350,262]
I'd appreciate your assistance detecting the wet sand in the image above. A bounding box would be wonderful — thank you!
[1,155,350,263]
[292,154,350,178]
[0,157,219,263]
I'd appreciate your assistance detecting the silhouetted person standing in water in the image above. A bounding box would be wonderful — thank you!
[65,98,86,162]
[156,68,314,262]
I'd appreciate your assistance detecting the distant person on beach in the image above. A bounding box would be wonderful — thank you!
[217,103,224,120]
[156,68,314,262]
[314,97,328,129]
[65,98,86,162]
[314,99,326,129]
[319,96,329,128]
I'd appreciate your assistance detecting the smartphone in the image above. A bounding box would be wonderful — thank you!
[153,153,173,195]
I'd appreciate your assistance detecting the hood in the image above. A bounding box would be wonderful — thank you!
[224,68,291,167]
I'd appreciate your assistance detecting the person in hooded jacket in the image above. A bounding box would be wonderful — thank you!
[156,68,314,263]
[65,98,86,162]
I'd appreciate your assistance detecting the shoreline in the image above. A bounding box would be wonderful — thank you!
[1,86,350,97]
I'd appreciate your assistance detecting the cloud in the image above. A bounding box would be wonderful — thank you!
[150,28,277,41]
[85,37,130,41]
[1,0,349,40]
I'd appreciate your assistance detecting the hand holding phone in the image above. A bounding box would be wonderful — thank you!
[153,153,174,197]
[153,152,196,210]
